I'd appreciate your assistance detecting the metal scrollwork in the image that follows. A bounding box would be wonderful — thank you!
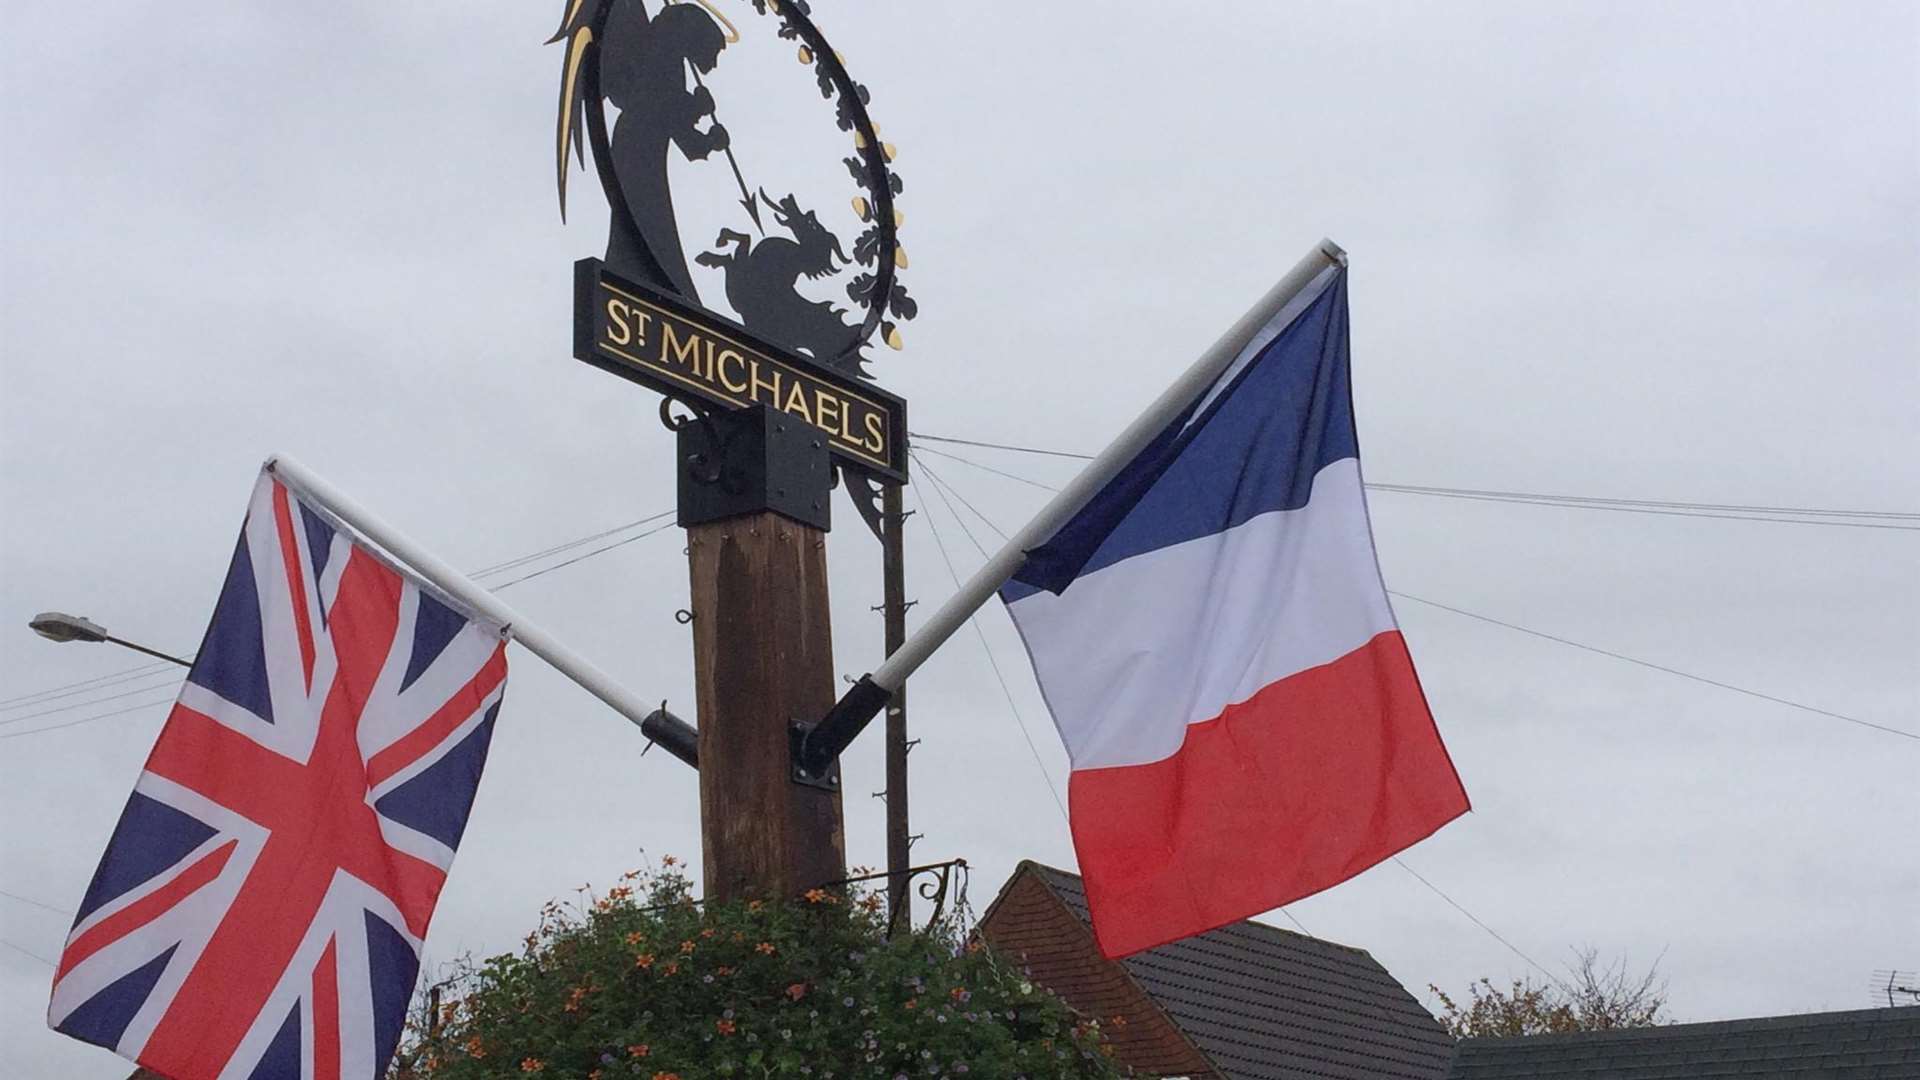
[826,858,969,937]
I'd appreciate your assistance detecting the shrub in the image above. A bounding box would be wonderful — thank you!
[396,861,1127,1079]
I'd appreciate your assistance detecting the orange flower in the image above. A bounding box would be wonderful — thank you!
[755,942,777,955]
[661,855,679,867]
[700,928,716,939]
[785,982,808,1001]
[803,888,828,904]
[904,998,917,1010]
[663,961,680,976]
[716,1018,737,1036]
[520,1059,545,1073]
[652,1073,682,1080]
[635,953,655,969]
[679,940,697,954]
[747,900,764,912]
[465,1036,487,1059]
[628,1044,650,1058]
[716,965,735,976]
[625,931,646,946]
[1110,1014,1128,1028]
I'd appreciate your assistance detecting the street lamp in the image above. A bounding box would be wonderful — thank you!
[28,612,192,668]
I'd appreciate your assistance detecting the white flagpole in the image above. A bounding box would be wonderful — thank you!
[266,454,659,729]
[797,238,1347,773]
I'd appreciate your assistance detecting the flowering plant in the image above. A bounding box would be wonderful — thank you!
[395,863,1126,1079]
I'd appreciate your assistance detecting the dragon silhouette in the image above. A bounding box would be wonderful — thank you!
[698,191,866,366]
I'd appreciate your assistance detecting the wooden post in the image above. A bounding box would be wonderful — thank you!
[688,511,845,902]
[881,483,912,931]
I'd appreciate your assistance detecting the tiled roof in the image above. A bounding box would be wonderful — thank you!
[1022,862,1454,1080]
[1447,1005,1920,1079]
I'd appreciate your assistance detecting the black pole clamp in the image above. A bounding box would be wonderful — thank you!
[791,674,893,786]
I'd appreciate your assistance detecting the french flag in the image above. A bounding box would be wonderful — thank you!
[999,265,1469,958]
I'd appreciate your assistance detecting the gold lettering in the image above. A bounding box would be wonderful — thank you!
[632,310,653,347]
[784,380,815,424]
[661,323,702,370]
[838,401,858,442]
[814,390,841,439]
[749,360,782,403]
[605,299,632,346]
[716,350,748,394]
[863,411,886,454]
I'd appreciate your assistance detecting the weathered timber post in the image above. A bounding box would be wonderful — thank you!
[679,407,845,902]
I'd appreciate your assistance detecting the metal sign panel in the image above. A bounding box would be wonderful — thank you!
[574,258,907,482]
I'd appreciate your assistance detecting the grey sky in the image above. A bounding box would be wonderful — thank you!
[3,2,1916,1074]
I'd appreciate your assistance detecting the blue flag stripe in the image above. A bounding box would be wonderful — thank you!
[1005,272,1354,601]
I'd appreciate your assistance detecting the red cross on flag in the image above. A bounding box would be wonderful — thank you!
[48,470,509,1079]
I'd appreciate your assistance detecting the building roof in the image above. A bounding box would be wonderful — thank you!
[981,861,1454,1080]
[1447,1005,1920,1079]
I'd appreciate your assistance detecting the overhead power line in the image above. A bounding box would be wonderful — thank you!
[910,431,1094,460]
[909,431,1920,531]
[0,888,68,917]
[1368,485,1920,532]
[1367,482,1920,522]
[0,660,180,712]
[1394,856,1571,994]
[470,510,677,578]
[486,520,680,591]
[3,513,682,735]
[0,936,56,968]
[914,446,1062,493]
[1390,592,1918,743]
[0,676,187,727]
[0,694,183,741]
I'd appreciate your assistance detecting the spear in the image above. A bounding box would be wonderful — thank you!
[692,66,765,234]
[674,0,764,234]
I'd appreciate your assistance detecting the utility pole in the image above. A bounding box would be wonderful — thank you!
[881,482,912,930]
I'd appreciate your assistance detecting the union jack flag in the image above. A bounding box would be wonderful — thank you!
[49,471,509,1079]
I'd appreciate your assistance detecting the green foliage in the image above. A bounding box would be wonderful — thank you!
[396,861,1127,1080]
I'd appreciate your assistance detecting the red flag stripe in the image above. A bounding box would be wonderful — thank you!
[55,840,238,982]
[313,938,340,1080]
[1067,631,1468,958]
[364,646,507,790]
[271,482,318,692]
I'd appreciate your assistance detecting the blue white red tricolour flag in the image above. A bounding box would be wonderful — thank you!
[49,470,509,1078]
[1000,267,1468,958]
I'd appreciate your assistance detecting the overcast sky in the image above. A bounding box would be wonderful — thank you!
[3,1,1916,1074]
